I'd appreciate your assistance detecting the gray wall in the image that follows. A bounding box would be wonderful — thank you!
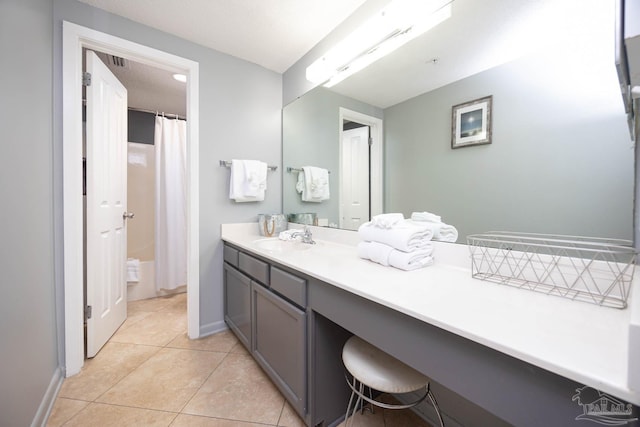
[0,0,60,426]
[384,49,633,240]
[53,0,283,338]
[283,87,383,225]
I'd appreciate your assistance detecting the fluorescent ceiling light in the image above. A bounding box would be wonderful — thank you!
[173,73,187,82]
[306,0,453,87]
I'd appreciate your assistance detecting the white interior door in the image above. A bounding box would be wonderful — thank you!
[340,126,370,230]
[85,50,128,358]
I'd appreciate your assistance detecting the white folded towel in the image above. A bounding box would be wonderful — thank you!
[357,241,434,271]
[297,166,330,202]
[411,211,442,223]
[407,219,459,243]
[127,258,140,282]
[371,213,404,229]
[229,159,266,202]
[358,220,433,252]
[242,160,267,197]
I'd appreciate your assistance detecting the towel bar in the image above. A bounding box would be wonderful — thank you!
[287,166,331,174]
[219,160,277,171]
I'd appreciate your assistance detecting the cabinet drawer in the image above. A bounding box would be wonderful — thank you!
[271,266,307,308]
[223,245,239,267]
[239,252,269,285]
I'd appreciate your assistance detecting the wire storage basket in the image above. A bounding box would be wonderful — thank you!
[467,232,637,309]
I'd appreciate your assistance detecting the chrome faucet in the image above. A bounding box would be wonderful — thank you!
[291,226,315,244]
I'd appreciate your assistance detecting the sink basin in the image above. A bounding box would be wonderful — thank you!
[252,238,315,253]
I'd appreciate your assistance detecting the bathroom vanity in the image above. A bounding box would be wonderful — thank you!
[221,223,640,427]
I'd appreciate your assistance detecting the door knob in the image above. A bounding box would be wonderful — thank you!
[123,211,135,219]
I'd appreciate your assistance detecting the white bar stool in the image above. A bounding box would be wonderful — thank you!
[342,336,444,427]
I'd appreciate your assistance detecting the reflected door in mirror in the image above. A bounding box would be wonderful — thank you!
[340,125,370,230]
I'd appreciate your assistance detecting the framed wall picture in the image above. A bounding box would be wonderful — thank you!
[451,95,493,149]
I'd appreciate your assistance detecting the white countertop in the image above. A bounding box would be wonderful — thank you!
[221,223,640,405]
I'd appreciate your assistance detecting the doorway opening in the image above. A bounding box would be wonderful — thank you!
[63,21,200,376]
[82,48,189,357]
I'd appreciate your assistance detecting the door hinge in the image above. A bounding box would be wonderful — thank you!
[85,305,92,320]
[83,72,92,86]
[368,137,373,146]
[82,157,86,196]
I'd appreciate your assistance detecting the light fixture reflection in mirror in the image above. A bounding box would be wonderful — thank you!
[283,0,633,242]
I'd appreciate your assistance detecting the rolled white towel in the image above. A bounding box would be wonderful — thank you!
[411,211,442,223]
[407,220,458,243]
[358,220,433,252]
[278,229,298,241]
[370,213,404,229]
[358,241,433,271]
[436,224,458,243]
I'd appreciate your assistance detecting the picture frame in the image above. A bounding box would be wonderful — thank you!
[451,95,493,149]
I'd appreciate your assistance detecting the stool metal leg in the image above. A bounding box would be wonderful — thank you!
[427,385,445,427]
[344,376,357,427]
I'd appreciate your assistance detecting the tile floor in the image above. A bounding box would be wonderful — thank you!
[47,293,431,427]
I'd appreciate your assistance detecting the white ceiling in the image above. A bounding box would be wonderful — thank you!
[77,0,367,73]
[83,0,599,114]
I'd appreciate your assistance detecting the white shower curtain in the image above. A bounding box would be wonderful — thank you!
[154,116,187,291]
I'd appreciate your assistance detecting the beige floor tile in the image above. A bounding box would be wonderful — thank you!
[229,340,250,355]
[46,398,89,427]
[58,342,160,401]
[278,401,306,427]
[62,402,176,427]
[118,309,154,332]
[170,414,268,427]
[159,292,188,313]
[338,408,385,427]
[183,352,284,425]
[128,294,182,314]
[97,347,226,412]
[167,329,239,353]
[110,310,187,346]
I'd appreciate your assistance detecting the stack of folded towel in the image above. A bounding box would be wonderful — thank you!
[229,159,268,202]
[357,214,434,271]
[409,211,458,243]
[296,166,330,202]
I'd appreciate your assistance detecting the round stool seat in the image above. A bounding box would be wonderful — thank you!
[342,336,429,394]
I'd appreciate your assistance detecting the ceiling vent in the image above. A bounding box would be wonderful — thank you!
[108,55,130,69]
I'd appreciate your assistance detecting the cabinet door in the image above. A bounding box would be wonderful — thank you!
[253,282,307,417]
[223,263,251,350]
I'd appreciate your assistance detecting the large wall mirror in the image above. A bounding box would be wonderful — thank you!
[283,0,634,241]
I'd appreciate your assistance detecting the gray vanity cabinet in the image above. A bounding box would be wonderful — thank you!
[223,262,252,350]
[223,244,308,420]
[252,281,306,417]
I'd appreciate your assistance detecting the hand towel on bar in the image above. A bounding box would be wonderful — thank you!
[242,160,267,197]
[371,213,404,229]
[357,241,434,271]
[300,166,329,202]
[358,220,433,252]
[410,211,442,223]
[229,159,265,202]
[408,219,459,243]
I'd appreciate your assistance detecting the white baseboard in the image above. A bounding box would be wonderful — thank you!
[32,367,64,427]
[199,320,228,338]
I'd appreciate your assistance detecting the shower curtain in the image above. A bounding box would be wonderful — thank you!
[154,116,187,291]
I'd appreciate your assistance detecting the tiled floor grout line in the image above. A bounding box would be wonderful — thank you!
[174,349,233,416]
[89,342,165,405]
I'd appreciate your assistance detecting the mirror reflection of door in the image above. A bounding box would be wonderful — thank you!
[340,121,370,230]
